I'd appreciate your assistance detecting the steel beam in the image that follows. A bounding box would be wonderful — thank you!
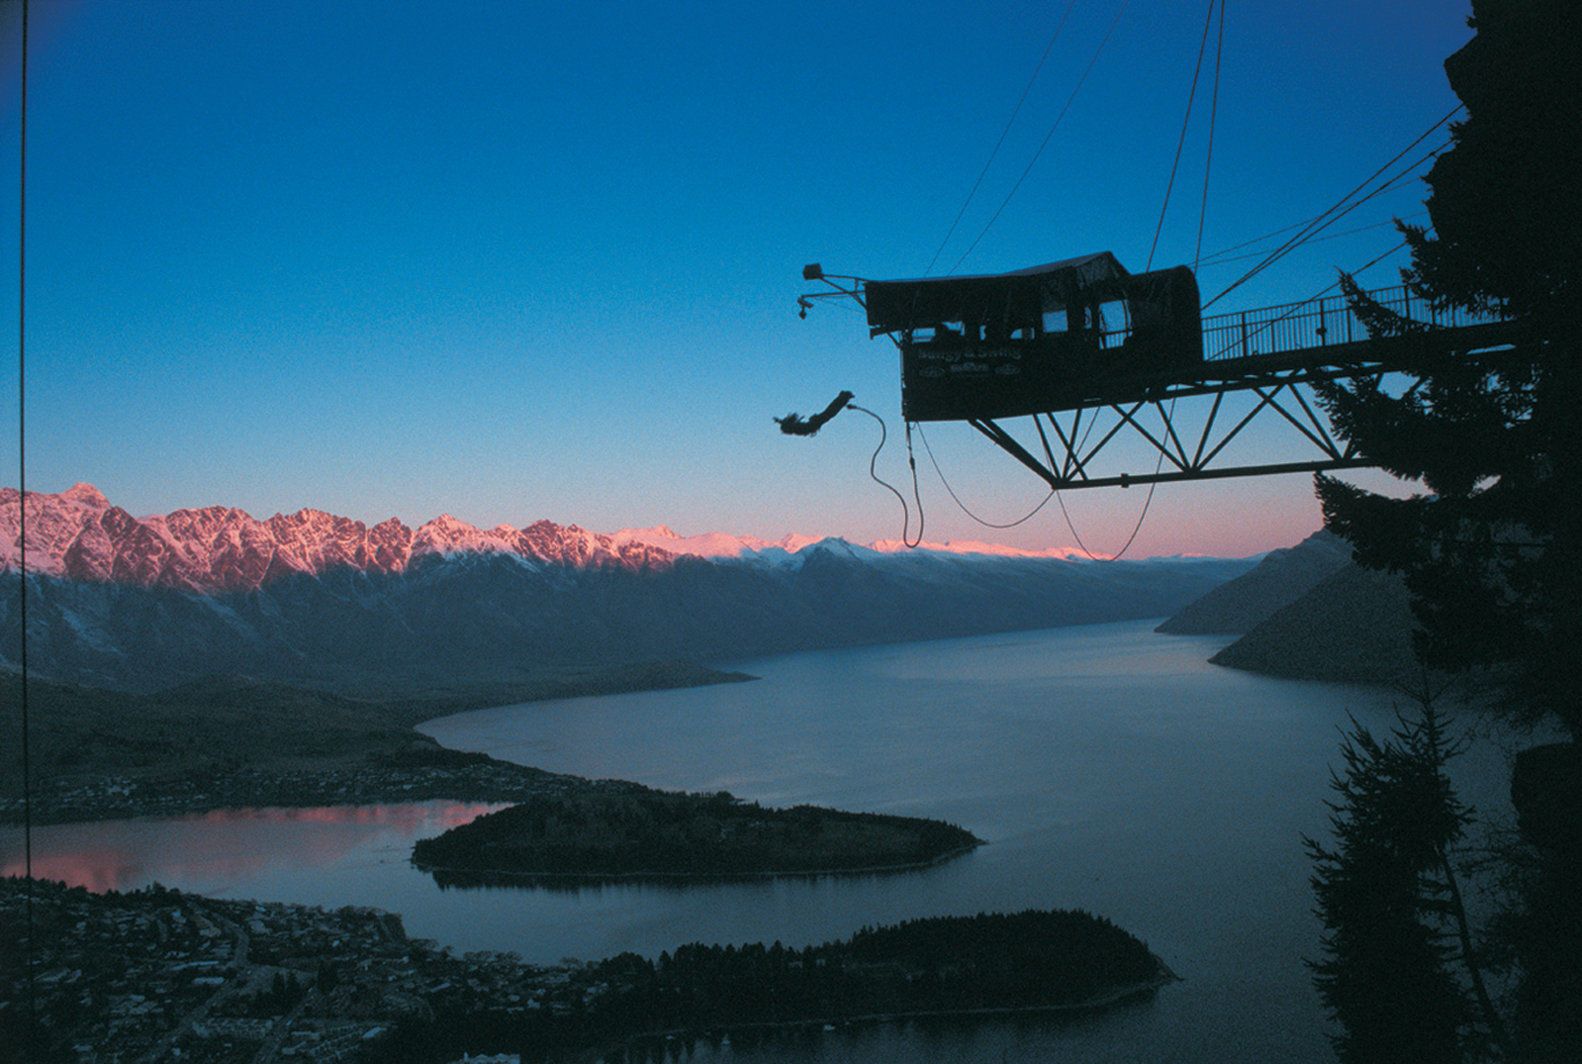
[966,319,1521,491]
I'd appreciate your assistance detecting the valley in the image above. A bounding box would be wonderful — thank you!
[6,621,1394,1063]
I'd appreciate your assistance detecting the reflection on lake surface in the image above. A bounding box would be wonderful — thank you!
[0,620,1516,1063]
[0,802,503,894]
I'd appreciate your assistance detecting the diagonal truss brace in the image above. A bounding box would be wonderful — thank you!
[968,368,1380,491]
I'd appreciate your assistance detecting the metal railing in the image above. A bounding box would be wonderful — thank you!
[1200,284,1503,363]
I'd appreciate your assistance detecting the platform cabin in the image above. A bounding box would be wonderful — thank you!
[862,253,1203,422]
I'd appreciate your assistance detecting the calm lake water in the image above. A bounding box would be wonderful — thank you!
[2,620,1518,1063]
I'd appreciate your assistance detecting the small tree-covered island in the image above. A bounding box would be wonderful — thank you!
[412,790,983,884]
[390,910,1175,1062]
[631,909,1172,1026]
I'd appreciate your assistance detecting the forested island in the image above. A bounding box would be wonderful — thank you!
[412,790,982,883]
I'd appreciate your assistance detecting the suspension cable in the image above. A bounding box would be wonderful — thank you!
[926,0,1226,559]
[1197,146,1441,274]
[1203,108,1461,310]
[1198,211,1427,269]
[1195,193,1414,267]
[1112,0,1225,561]
[17,0,37,1041]
[923,0,1079,277]
[1076,0,1224,562]
[1192,0,1225,272]
[1145,0,1218,272]
[915,424,1056,529]
[1206,237,1412,361]
[1054,492,1108,560]
[947,0,1131,275]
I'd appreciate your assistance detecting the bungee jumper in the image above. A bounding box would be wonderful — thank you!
[774,390,855,436]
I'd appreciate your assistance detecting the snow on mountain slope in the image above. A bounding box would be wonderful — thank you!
[611,525,1101,563]
[609,526,828,559]
[0,484,674,592]
[1,485,1145,585]
[0,484,1256,691]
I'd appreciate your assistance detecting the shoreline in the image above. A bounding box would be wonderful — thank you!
[0,755,573,827]
[579,965,1182,1061]
[0,659,755,827]
[413,840,986,886]
[2,663,757,828]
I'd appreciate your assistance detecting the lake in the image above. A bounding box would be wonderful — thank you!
[1,620,1516,1063]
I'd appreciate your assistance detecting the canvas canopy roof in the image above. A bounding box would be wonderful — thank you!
[863,251,1129,334]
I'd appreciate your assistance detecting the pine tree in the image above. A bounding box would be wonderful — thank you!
[1306,701,1503,1063]
[1313,5,1582,1057]
[1313,0,1582,737]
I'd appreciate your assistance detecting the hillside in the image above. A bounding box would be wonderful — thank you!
[1156,525,1425,687]
[1155,528,1352,634]
[1207,564,1420,686]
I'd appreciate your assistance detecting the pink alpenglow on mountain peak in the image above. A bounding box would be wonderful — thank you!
[0,484,675,593]
[870,538,1100,560]
[1,484,1110,595]
[608,526,829,559]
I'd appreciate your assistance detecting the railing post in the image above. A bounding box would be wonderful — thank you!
[1240,312,1249,358]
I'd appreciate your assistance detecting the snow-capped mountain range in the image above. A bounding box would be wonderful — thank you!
[0,484,1096,594]
[0,483,674,593]
[1,484,1252,692]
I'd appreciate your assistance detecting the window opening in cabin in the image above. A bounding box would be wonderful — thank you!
[1097,298,1131,349]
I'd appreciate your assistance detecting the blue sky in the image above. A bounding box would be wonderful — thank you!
[0,1,1474,557]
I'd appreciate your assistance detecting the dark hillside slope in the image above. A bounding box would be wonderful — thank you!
[1156,529,1351,635]
[1208,564,1418,686]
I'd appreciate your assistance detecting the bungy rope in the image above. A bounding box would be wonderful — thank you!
[775,391,923,548]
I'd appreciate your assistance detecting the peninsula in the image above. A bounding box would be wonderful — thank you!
[0,663,749,825]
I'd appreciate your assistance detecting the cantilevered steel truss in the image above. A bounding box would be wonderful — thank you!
[962,288,1518,490]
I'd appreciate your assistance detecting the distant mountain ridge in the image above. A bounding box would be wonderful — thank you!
[1,485,1252,693]
[611,525,1100,562]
